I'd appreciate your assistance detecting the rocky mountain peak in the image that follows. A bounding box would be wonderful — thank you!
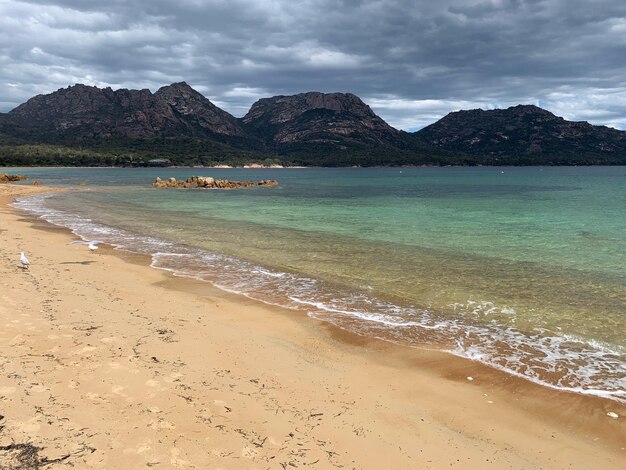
[155,82,202,102]
[6,82,247,140]
[415,105,626,160]
[243,91,385,125]
[241,91,401,151]
[155,82,244,136]
[442,104,556,121]
[514,104,549,112]
[162,81,192,90]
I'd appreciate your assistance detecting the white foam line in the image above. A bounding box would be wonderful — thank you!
[153,252,190,258]
[560,333,626,355]
[289,296,440,328]
[445,348,626,404]
[251,269,286,278]
[210,283,310,311]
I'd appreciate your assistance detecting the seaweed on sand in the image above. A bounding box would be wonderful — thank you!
[0,414,69,469]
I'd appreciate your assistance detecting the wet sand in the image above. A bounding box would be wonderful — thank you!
[0,183,624,469]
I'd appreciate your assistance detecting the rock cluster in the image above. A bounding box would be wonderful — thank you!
[153,176,278,189]
[0,173,27,182]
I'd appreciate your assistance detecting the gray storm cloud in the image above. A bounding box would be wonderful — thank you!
[0,0,625,129]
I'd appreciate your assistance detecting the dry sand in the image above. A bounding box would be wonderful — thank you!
[0,183,624,469]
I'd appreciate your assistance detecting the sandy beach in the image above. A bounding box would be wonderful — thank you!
[0,183,624,469]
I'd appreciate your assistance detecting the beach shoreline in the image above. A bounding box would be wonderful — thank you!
[1,183,624,469]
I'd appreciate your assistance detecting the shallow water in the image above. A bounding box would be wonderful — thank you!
[12,166,626,402]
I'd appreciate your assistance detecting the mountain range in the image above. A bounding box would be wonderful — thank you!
[1,82,625,166]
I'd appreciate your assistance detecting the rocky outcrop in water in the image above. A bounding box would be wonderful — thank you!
[0,173,27,182]
[153,176,278,189]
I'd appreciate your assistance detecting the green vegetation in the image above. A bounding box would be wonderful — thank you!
[3,138,624,167]
[0,143,128,166]
[0,135,281,167]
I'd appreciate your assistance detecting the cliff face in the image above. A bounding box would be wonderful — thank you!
[242,92,409,150]
[414,105,626,161]
[154,82,244,137]
[6,82,247,142]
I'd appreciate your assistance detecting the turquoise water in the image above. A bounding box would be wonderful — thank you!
[11,167,626,402]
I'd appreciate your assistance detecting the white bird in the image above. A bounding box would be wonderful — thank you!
[69,240,103,253]
[20,251,30,269]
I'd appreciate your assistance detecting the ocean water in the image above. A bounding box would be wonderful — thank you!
[11,167,626,402]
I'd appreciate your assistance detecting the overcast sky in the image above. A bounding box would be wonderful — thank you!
[1,0,625,130]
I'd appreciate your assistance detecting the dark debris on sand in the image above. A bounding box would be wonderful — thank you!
[0,415,70,470]
[0,442,69,470]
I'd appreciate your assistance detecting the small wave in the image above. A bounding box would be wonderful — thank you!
[13,193,626,404]
[451,343,626,403]
[560,333,626,355]
[449,326,626,403]
[251,268,286,278]
[449,300,517,317]
[289,297,453,331]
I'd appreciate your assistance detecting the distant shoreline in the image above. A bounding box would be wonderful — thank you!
[3,163,626,169]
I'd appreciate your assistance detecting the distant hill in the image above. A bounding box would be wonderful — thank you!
[6,82,249,142]
[0,82,267,166]
[241,92,445,166]
[242,91,405,150]
[1,83,625,166]
[414,105,626,165]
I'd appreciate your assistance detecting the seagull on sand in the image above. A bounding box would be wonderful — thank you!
[69,240,103,253]
[20,251,30,269]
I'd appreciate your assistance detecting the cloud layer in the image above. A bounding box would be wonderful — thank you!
[1,0,625,130]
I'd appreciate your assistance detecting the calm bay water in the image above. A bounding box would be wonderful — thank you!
[11,166,626,402]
